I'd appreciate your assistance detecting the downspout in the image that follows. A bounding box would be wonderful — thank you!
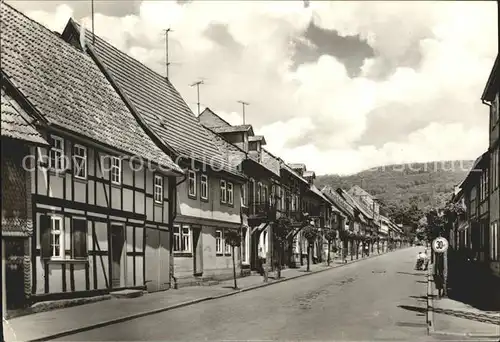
[170,159,187,289]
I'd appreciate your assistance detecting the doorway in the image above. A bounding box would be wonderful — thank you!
[111,224,125,288]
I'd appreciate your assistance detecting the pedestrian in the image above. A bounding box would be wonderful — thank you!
[434,254,445,297]
[258,247,268,283]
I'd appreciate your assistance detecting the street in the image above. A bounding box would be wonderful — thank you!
[55,248,440,341]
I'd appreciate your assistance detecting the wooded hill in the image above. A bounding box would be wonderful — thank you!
[316,160,474,220]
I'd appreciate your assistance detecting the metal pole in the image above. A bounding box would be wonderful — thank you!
[91,0,95,45]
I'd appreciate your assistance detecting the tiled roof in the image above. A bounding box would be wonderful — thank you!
[1,3,182,174]
[280,161,309,184]
[211,125,254,134]
[303,170,316,178]
[321,186,353,218]
[338,189,371,222]
[1,88,48,145]
[261,149,280,177]
[249,135,267,145]
[309,185,331,204]
[481,53,500,102]
[461,151,488,188]
[198,108,232,129]
[288,163,306,171]
[63,20,243,178]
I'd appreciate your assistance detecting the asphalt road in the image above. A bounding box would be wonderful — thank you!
[56,247,440,341]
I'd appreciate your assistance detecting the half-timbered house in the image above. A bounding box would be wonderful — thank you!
[1,86,49,315]
[1,3,184,303]
[61,21,248,286]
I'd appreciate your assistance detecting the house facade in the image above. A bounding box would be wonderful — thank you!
[1,2,183,307]
[198,108,281,273]
[481,54,500,277]
[62,21,252,286]
[1,86,49,315]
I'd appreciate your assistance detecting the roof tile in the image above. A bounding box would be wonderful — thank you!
[1,88,48,145]
[1,3,182,174]
[65,21,244,177]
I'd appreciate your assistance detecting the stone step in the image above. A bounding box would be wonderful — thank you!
[110,289,144,299]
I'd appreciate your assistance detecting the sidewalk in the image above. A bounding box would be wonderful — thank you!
[427,266,500,339]
[3,253,387,342]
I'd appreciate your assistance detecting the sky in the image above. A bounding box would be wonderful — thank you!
[8,0,498,175]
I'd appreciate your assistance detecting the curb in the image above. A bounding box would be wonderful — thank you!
[426,266,500,340]
[25,250,396,342]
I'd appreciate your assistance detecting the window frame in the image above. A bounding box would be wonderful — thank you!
[154,174,163,203]
[224,232,232,255]
[220,179,227,204]
[72,144,87,179]
[227,182,234,205]
[110,156,122,185]
[200,174,209,201]
[188,170,197,198]
[71,217,88,259]
[181,225,192,253]
[491,221,499,261]
[50,216,64,259]
[49,135,65,171]
[173,224,192,253]
[215,230,223,254]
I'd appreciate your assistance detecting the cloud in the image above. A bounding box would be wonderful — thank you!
[20,0,497,175]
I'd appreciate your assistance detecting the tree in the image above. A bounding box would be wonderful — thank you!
[224,229,242,290]
[302,225,320,272]
[272,216,294,279]
[324,229,337,266]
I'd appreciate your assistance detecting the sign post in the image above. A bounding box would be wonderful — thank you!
[432,237,449,254]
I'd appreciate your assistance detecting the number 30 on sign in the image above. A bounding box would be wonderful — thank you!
[432,237,449,253]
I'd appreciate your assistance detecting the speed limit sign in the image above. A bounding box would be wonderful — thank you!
[432,237,449,253]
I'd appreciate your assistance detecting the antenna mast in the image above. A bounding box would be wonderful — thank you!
[238,101,249,124]
[190,80,204,116]
[164,28,172,79]
[91,0,95,45]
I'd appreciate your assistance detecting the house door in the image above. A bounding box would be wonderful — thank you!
[192,227,203,276]
[111,224,125,288]
[4,238,26,310]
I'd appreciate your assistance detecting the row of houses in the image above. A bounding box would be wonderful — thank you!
[447,51,500,279]
[0,2,407,316]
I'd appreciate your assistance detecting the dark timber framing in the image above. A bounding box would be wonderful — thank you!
[30,129,173,302]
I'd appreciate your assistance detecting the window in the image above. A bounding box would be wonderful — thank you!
[216,230,223,254]
[224,233,231,255]
[227,182,234,205]
[492,148,499,191]
[201,174,208,200]
[72,218,88,259]
[111,156,121,184]
[182,226,191,252]
[491,222,499,261]
[173,225,191,253]
[173,225,181,252]
[154,175,163,203]
[262,185,268,203]
[257,183,262,204]
[220,180,227,203]
[188,171,196,197]
[51,216,63,258]
[73,144,87,179]
[241,183,247,206]
[49,136,65,171]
